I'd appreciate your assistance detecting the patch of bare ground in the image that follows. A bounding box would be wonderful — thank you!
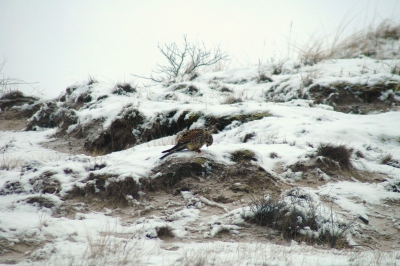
[0,241,45,265]
[274,143,388,190]
[62,155,281,211]
[275,158,388,192]
[41,137,89,155]
[0,115,26,131]
[320,196,400,251]
[309,82,400,114]
[143,156,282,199]
[49,151,400,252]
[267,144,400,251]
[0,91,40,131]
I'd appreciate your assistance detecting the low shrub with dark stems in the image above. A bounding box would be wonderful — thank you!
[246,189,353,249]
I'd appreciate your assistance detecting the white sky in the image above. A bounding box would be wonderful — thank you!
[1,0,399,99]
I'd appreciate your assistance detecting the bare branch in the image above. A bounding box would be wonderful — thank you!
[1,59,39,95]
[132,35,230,84]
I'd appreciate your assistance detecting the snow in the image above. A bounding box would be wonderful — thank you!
[1,55,400,265]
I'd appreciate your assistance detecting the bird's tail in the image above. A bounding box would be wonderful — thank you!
[160,142,189,159]
[160,151,174,160]
[161,147,173,153]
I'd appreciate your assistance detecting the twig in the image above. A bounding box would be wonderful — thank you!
[349,244,375,250]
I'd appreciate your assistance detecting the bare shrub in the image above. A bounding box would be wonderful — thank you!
[154,225,175,240]
[246,189,353,248]
[0,59,39,95]
[134,35,229,84]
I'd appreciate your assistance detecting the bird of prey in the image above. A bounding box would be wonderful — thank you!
[160,129,213,159]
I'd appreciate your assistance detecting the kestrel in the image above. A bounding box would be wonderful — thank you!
[160,129,213,159]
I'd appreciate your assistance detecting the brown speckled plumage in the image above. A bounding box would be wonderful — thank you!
[160,129,213,159]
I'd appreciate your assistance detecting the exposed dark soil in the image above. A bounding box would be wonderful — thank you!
[142,156,282,200]
[309,82,399,114]
[66,173,141,207]
[0,91,40,130]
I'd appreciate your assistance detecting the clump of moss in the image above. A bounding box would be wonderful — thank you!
[193,157,207,165]
[213,195,231,203]
[231,149,256,163]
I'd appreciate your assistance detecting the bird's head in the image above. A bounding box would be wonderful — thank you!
[204,131,213,147]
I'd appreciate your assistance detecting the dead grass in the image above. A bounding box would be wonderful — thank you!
[380,153,393,165]
[112,83,136,95]
[296,20,400,65]
[316,143,353,169]
[0,155,25,170]
[87,75,98,85]
[221,96,243,104]
[141,136,176,148]
[254,71,273,83]
[299,66,323,90]
[84,221,139,265]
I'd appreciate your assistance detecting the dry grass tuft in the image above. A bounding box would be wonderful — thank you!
[222,96,243,104]
[297,20,400,65]
[317,143,353,169]
[112,83,136,95]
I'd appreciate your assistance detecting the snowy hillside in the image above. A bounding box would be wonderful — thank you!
[1,33,400,265]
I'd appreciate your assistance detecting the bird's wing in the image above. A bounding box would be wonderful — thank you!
[161,141,190,153]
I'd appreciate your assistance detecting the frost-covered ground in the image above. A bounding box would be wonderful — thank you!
[1,55,400,265]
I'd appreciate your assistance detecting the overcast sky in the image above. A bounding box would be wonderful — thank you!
[1,0,399,99]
